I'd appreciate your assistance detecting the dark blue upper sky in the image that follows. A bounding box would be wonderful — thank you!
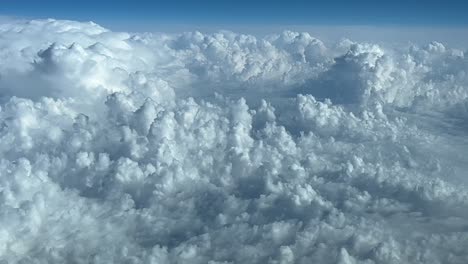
[1,0,467,30]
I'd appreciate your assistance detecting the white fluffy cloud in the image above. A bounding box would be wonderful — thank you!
[0,19,468,264]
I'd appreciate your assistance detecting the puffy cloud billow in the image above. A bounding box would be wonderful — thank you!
[0,19,468,264]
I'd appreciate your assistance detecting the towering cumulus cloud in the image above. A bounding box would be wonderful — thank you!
[1,19,468,264]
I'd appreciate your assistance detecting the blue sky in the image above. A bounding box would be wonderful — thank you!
[1,0,467,31]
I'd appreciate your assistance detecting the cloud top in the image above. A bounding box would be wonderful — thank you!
[0,19,468,264]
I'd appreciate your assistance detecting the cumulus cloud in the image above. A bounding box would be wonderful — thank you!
[0,19,468,264]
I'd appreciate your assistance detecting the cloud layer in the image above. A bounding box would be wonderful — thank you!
[0,19,468,264]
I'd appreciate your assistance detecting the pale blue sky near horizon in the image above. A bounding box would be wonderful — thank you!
[1,0,468,27]
[1,0,467,47]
